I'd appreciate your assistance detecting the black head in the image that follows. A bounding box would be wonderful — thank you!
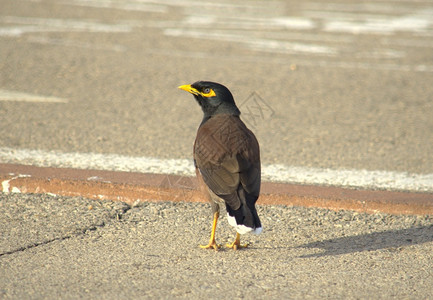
[178,81,241,118]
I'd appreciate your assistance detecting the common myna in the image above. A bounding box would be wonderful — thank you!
[178,81,262,250]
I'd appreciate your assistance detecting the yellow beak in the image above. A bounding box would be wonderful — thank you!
[178,84,217,98]
[178,84,200,96]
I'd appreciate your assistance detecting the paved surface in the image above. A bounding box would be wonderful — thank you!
[1,0,433,174]
[1,192,433,299]
[2,1,433,298]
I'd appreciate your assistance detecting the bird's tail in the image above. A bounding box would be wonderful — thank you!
[225,190,262,235]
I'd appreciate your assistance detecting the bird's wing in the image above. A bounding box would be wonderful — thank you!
[194,116,260,210]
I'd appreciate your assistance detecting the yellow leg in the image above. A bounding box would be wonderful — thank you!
[200,211,221,250]
[226,232,249,250]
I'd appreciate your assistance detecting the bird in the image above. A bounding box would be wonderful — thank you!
[178,81,262,250]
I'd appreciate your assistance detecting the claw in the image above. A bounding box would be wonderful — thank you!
[200,242,222,250]
[225,242,249,250]
[226,232,249,250]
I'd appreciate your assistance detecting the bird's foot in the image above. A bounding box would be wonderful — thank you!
[225,240,249,250]
[226,232,248,250]
[200,241,221,250]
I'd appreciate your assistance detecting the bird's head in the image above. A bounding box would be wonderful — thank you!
[178,81,240,118]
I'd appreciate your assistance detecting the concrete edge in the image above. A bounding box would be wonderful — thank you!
[1,163,433,215]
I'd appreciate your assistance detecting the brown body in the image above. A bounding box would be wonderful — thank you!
[194,115,260,212]
[179,81,262,250]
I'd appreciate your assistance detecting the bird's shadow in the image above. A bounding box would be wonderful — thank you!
[296,225,433,258]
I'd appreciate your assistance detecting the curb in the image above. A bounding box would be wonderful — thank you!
[1,163,433,215]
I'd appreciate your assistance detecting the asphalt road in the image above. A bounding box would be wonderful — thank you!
[1,193,433,299]
[1,0,433,174]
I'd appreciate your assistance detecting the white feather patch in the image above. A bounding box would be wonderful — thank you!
[226,213,263,235]
[227,213,237,227]
[253,227,263,235]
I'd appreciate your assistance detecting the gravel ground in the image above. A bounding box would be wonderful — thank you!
[1,193,433,299]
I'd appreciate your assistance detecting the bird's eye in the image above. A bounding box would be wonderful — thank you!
[200,87,216,97]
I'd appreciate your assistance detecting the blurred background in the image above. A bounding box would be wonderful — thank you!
[1,0,432,174]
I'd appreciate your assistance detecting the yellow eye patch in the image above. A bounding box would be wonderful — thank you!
[201,88,216,98]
